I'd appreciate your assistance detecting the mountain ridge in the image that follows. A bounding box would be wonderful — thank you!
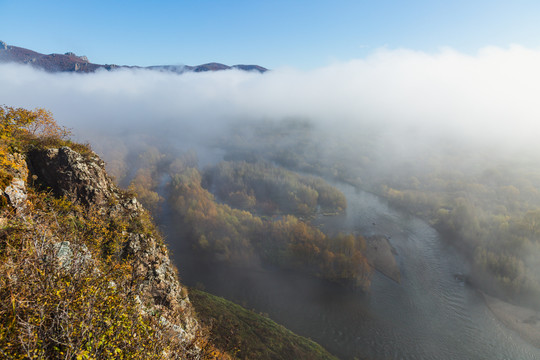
[0,40,268,74]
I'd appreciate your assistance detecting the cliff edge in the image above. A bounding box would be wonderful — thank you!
[1,145,205,358]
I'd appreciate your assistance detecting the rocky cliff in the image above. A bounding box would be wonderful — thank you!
[0,146,205,359]
[28,146,199,333]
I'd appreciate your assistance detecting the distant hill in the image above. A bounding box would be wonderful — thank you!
[0,40,267,74]
[148,62,268,73]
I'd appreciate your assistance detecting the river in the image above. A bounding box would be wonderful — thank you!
[164,182,540,360]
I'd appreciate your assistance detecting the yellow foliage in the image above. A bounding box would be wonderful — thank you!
[1,105,71,174]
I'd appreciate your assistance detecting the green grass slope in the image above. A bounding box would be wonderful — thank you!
[190,289,339,360]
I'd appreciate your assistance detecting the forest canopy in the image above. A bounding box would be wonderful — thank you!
[124,148,372,290]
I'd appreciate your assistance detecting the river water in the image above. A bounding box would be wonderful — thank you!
[164,182,540,360]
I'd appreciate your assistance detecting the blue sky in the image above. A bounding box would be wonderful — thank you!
[1,0,540,69]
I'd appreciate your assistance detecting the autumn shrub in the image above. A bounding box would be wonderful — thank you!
[0,105,94,163]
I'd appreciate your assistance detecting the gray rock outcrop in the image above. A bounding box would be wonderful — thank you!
[28,147,117,207]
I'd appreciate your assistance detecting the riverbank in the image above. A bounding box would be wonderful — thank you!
[364,235,401,283]
[482,292,540,348]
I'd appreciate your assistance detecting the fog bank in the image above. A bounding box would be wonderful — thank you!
[1,45,540,153]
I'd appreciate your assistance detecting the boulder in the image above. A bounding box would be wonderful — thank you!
[4,178,27,211]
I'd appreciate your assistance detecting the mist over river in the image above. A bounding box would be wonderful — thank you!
[163,182,540,360]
